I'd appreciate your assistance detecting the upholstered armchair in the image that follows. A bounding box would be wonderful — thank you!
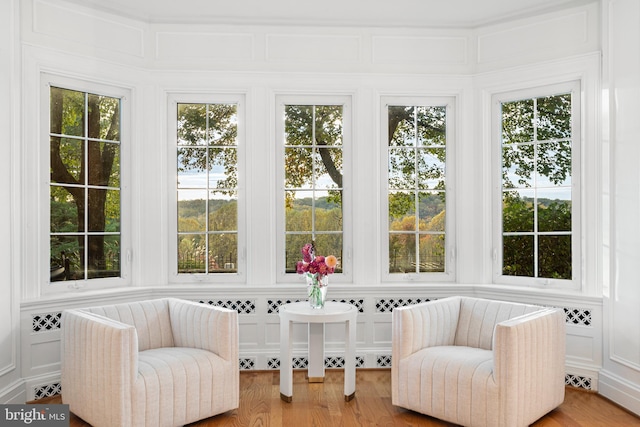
[61,298,239,427]
[392,296,565,427]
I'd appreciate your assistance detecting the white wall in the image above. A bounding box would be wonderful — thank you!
[2,0,623,411]
[0,0,24,405]
[599,0,640,414]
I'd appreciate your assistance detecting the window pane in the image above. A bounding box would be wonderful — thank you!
[389,233,416,273]
[418,192,445,232]
[285,105,313,146]
[419,234,445,272]
[539,235,572,279]
[314,148,342,189]
[178,234,206,273]
[177,104,207,146]
[87,235,120,278]
[417,106,446,146]
[209,233,237,272]
[502,144,534,189]
[388,148,415,190]
[538,191,571,232]
[50,87,84,137]
[207,104,237,146]
[537,141,572,187]
[50,186,81,233]
[502,235,534,276]
[88,141,120,187]
[209,147,237,190]
[209,195,237,231]
[87,188,120,232]
[315,105,343,146]
[315,191,342,232]
[503,190,534,232]
[88,94,120,141]
[537,94,571,140]
[50,137,82,184]
[502,99,534,144]
[50,235,82,281]
[389,106,416,147]
[178,147,207,188]
[285,147,313,189]
[389,191,416,231]
[417,147,445,190]
[178,191,207,232]
[286,191,312,231]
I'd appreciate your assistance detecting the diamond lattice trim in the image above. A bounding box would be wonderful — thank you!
[239,358,255,370]
[375,298,433,313]
[32,313,62,333]
[34,383,61,400]
[564,308,591,326]
[565,373,592,390]
[199,299,256,314]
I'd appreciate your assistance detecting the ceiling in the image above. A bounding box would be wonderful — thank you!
[62,0,596,28]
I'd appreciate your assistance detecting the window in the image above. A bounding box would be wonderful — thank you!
[49,85,123,284]
[174,100,242,278]
[277,96,351,281]
[494,82,580,287]
[382,98,454,281]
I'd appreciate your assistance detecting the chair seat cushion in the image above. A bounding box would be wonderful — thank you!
[133,347,235,427]
[397,346,499,427]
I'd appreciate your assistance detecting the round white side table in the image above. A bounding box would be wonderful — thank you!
[278,301,358,402]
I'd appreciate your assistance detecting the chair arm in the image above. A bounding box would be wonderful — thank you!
[493,308,566,424]
[61,309,138,426]
[168,298,239,362]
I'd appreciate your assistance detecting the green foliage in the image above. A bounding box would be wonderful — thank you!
[50,87,122,280]
[500,92,573,280]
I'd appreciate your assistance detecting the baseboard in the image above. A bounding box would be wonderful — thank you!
[599,369,640,416]
[0,379,26,404]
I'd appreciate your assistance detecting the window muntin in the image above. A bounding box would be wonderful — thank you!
[282,103,345,276]
[496,84,578,285]
[384,101,452,280]
[176,103,239,275]
[49,86,122,283]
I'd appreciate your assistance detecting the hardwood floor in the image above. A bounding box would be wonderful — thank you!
[39,370,639,426]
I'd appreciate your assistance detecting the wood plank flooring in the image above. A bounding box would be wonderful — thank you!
[39,369,640,426]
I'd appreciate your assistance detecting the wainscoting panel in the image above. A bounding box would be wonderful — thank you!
[19,290,603,400]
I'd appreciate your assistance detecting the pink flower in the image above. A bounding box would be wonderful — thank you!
[301,244,314,263]
[297,243,336,280]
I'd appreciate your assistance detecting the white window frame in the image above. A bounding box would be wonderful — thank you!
[491,81,581,290]
[380,96,456,283]
[41,73,131,293]
[275,94,352,284]
[167,93,246,284]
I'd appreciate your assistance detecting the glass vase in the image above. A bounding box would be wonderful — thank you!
[306,273,328,309]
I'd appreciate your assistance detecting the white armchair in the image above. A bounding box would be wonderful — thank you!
[61,298,239,427]
[392,296,565,427]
